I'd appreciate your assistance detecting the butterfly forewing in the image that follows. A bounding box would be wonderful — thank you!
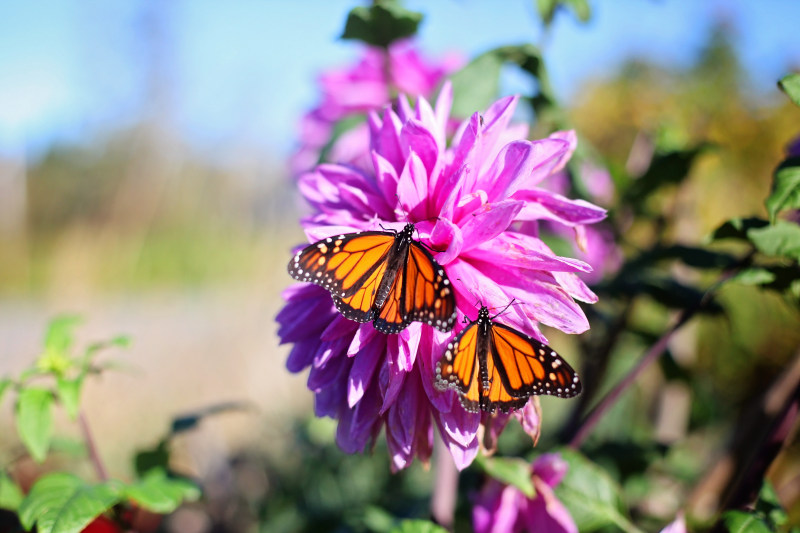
[404,244,457,332]
[489,323,581,399]
[288,231,395,299]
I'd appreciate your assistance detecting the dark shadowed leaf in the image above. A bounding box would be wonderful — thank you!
[778,73,800,107]
[624,145,709,205]
[755,482,788,528]
[722,510,772,533]
[134,439,170,478]
[124,468,200,514]
[450,51,503,118]
[747,221,800,261]
[0,473,23,511]
[766,157,800,223]
[170,401,252,434]
[18,473,121,533]
[475,454,535,498]
[16,387,54,463]
[709,217,769,242]
[553,449,642,533]
[391,519,448,533]
[627,245,738,271]
[341,2,423,48]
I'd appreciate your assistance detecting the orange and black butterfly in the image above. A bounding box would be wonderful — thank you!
[288,223,457,334]
[435,305,581,413]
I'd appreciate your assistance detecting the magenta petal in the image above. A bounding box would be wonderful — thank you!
[402,118,439,175]
[286,339,320,373]
[348,335,384,407]
[516,189,607,226]
[523,477,578,533]
[348,325,378,356]
[371,151,400,206]
[460,200,524,252]
[371,108,405,173]
[304,224,362,242]
[659,514,687,533]
[429,217,463,265]
[478,139,570,202]
[396,150,429,218]
[553,271,598,304]
[547,130,578,173]
[379,343,407,413]
[533,453,569,488]
[514,398,542,444]
[467,232,592,273]
[321,314,360,341]
[398,323,422,371]
[437,402,481,448]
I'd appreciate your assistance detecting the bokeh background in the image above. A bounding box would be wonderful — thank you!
[2,1,800,530]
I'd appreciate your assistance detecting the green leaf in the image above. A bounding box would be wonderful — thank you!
[124,468,200,514]
[553,449,643,533]
[56,377,83,420]
[16,387,54,463]
[755,481,788,527]
[0,472,24,511]
[341,2,423,48]
[44,315,82,354]
[778,73,800,107]
[450,51,503,118]
[731,268,776,285]
[390,519,448,533]
[474,454,535,498]
[747,220,800,261]
[18,473,121,533]
[766,157,800,223]
[709,217,769,242]
[722,510,773,533]
[536,0,591,25]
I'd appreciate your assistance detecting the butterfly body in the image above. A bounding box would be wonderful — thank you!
[288,223,457,334]
[436,306,581,413]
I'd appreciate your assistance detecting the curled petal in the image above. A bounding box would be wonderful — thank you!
[514,397,542,446]
[515,189,607,226]
[546,130,578,173]
[429,217,464,265]
[553,271,598,304]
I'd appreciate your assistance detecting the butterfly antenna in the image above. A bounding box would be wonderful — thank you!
[491,299,518,320]
[395,193,410,223]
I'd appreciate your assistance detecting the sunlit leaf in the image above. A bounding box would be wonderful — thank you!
[766,157,800,223]
[0,472,23,511]
[731,268,775,285]
[44,315,82,354]
[474,454,535,498]
[535,0,590,25]
[56,377,83,420]
[341,2,423,48]
[722,510,772,533]
[390,519,448,533]
[747,221,800,261]
[16,387,54,463]
[554,449,643,533]
[450,51,503,118]
[778,73,800,107]
[18,473,121,533]
[124,468,200,514]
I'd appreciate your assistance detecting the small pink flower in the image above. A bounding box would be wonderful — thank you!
[290,40,462,176]
[473,454,577,533]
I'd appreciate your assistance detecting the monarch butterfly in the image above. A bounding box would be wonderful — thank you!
[288,223,457,334]
[435,305,581,413]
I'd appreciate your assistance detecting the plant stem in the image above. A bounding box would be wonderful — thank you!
[78,410,108,482]
[431,433,458,531]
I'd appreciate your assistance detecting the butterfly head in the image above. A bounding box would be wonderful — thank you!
[400,223,416,241]
[477,306,491,322]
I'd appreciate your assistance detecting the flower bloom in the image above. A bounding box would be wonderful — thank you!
[472,454,577,533]
[277,82,606,470]
[290,40,462,175]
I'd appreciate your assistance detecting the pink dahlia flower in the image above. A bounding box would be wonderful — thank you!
[277,83,606,470]
[290,40,462,175]
[472,454,577,533]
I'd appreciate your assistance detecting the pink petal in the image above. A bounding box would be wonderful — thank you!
[396,150,429,218]
[460,200,524,252]
[515,189,607,226]
[429,217,463,265]
[553,271,598,304]
[398,323,422,371]
[523,477,578,533]
[478,139,571,202]
[532,453,569,488]
[347,334,384,407]
[467,232,592,273]
[659,513,687,533]
[547,130,578,173]
[514,397,542,446]
[348,325,378,356]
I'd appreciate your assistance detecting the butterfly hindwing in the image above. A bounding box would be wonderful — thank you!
[404,243,457,333]
[436,322,481,412]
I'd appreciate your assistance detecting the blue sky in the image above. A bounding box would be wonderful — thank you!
[1,1,799,161]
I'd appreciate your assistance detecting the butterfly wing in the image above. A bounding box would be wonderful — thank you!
[435,322,482,412]
[402,243,457,332]
[289,231,395,323]
[372,267,408,333]
[488,322,581,401]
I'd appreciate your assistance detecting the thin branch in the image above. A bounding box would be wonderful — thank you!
[78,411,108,482]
